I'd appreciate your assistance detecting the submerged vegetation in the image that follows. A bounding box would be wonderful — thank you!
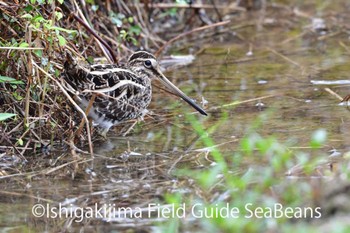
[1,0,350,232]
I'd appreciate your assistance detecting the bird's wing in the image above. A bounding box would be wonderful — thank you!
[64,63,145,96]
[83,65,148,122]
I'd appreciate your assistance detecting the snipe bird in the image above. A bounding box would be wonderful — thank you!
[63,51,207,136]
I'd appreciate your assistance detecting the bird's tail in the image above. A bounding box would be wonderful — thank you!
[62,51,91,92]
[64,51,77,71]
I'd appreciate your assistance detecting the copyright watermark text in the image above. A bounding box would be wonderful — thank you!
[32,203,322,222]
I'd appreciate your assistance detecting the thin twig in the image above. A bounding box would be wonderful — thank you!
[155,20,230,57]
[268,48,302,68]
[211,94,277,110]
[0,190,54,203]
[318,30,343,41]
[76,94,96,137]
[61,1,118,64]
[43,158,92,175]
[324,88,343,101]
[73,0,115,63]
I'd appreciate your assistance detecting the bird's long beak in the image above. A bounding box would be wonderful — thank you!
[156,69,207,116]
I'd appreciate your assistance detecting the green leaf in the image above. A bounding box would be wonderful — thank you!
[21,13,33,19]
[310,129,327,149]
[111,17,123,27]
[57,0,64,4]
[33,49,43,58]
[0,76,25,85]
[32,15,45,23]
[129,25,141,36]
[13,91,23,101]
[240,137,254,155]
[19,42,29,48]
[55,11,63,21]
[24,5,33,12]
[110,12,125,27]
[54,69,60,77]
[17,138,24,146]
[0,113,16,121]
[86,56,94,64]
[58,35,66,46]
[129,37,138,46]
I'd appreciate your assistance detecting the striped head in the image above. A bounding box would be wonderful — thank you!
[127,51,160,79]
[127,51,207,116]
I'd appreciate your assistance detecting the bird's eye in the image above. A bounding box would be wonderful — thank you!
[144,60,152,68]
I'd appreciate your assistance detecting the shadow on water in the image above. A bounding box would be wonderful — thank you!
[2,1,350,232]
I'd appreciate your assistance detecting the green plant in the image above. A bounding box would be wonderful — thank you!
[109,12,141,46]
[21,3,77,50]
[0,76,25,85]
[0,113,16,121]
[156,113,331,232]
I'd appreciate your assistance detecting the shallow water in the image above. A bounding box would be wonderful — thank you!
[2,2,350,232]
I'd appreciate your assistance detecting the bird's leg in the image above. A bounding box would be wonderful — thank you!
[75,94,96,139]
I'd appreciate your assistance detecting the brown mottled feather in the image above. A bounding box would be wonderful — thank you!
[63,51,153,131]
